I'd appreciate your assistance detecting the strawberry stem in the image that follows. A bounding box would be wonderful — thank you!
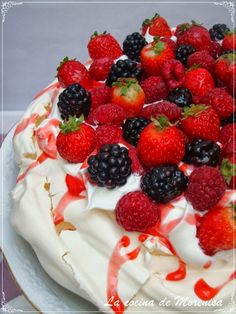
[220,159,236,185]
[151,115,171,131]
[182,104,209,119]
[153,41,166,55]
[56,56,76,72]
[59,115,84,134]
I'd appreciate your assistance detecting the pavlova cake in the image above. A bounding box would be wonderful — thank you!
[11,13,236,313]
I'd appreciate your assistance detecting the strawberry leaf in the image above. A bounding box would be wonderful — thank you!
[151,115,171,130]
[59,115,84,134]
[153,41,166,55]
[182,105,209,118]
[56,56,76,72]
[220,158,236,185]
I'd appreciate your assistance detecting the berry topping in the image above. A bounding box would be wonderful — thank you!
[128,147,145,175]
[201,87,235,119]
[122,117,150,147]
[219,123,235,148]
[180,105,220,142]
[89,57,113,81]
[111,78,145,117]
[123,32,147,62]
[161,59,186,91]
[141,101,182,122]
[222,31,236,52]
[220,157,236,189]
[208,40,222,59]
[142,13,172,37]
[87,144,132,189]
[214,53,236,89]
[187,50,215,74]
[106,59,142,87]
[115,191,160,232]
[90,85,111,110]
[185,165,226,211]
[57,57,92,89]
[137,116,185,167]
[87,31,122,60]
[56,116,95,163]
[167,87,192,107]
[197,204,236,256]
[184,139,221,167]
[221,112,236,126]
[140,40,175,76]
[95,125,122,150]
[175,44,196,65]
[141,165,188,203]
[57,83,91,120]
[209,24,230,41]
[141,76,168,104]
[88,103,126,126]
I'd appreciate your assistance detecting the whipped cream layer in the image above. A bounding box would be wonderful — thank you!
[11,79,236,314]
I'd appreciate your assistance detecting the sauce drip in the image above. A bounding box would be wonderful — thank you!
[14,113,39,136]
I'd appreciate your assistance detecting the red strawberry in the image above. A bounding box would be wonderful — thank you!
[220,157,236,189]
[89,57,113,81]
[141,13,172,37]
[180,105,220,142]
[201,88,235,119]
[87,31,122,60]
[159,37,176,51]
[141,76,168,103]
[56,116,95,163]
[219,124,235,149]
[137,116,185,167]
[140,40,175,76]
[111,78,145,117]
[215,53,236,88]
[197,204,236,255]
[222,31,236,51]
[208,41,222,59]
[57,57,92,89]
[176,21,211,51]
[184,66,215,103]
[161,59,185,91]
[187,50,215,74]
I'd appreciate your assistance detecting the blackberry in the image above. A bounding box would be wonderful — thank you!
[184,139,221,167]
[141,165,188,203]
[106,59,142,87]
[221,112,235,126]
[209,24,230,41]
[122,117,150,146]
[123,32,147,62]
[57,83,91,120]
[87,144,132,189]
[168,87,192,107]
[175,45,196,66]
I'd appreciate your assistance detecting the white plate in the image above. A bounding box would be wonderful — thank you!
[0,127,98,313]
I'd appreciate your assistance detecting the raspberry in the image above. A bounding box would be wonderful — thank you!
[222,140,236,159]
[208,41,222,59]
[89,57,113,81]
[141,76,168,104]
[187,50,215,74]
[201,88,235,119]
[115,191,160,232]
[219,123,235,148]
[88,103,126,126]
[94,124,122,149]
[185,166,226,211]
[90,85,111,110]
[141,101,182,122]
[161,59,185,91]
[128,147,145,175]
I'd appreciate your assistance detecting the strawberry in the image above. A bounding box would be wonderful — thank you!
[140,40,175,76]
[89,57,113,81]
[197,204,236,255]
[184,66,215,104]
[176,21,211,51]
[57,57,92,89]
[220,156,236,189]
[87,31,122,60]
[215,53,236,88]
[141,13,172,37]
[180,105,220,142]
[137,116,185,167]
[111,78,145,117]
[56,116,95,163]
[222,31,236,51]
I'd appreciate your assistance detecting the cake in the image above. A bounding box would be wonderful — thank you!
[11,13,236,313]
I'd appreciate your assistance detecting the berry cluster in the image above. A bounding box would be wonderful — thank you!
[54,14,235,254]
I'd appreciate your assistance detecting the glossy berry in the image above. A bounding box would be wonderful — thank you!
[184,139,221,167]
[95,124,122,149]
[209,24,230,41]
[106,59,142,87]
[122,117,150,146]
[87,144,132,189]
[57,83,91,120]
[167,87,192,107]
[89,57,113,81]
[161,59,185,91]
[221,113,236,126]
[175,45,196,65]
[123,32,147,62]
[141,100,182,122]
[88,103,126,126]
[141,165,188,203]
[141,76,168,104]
